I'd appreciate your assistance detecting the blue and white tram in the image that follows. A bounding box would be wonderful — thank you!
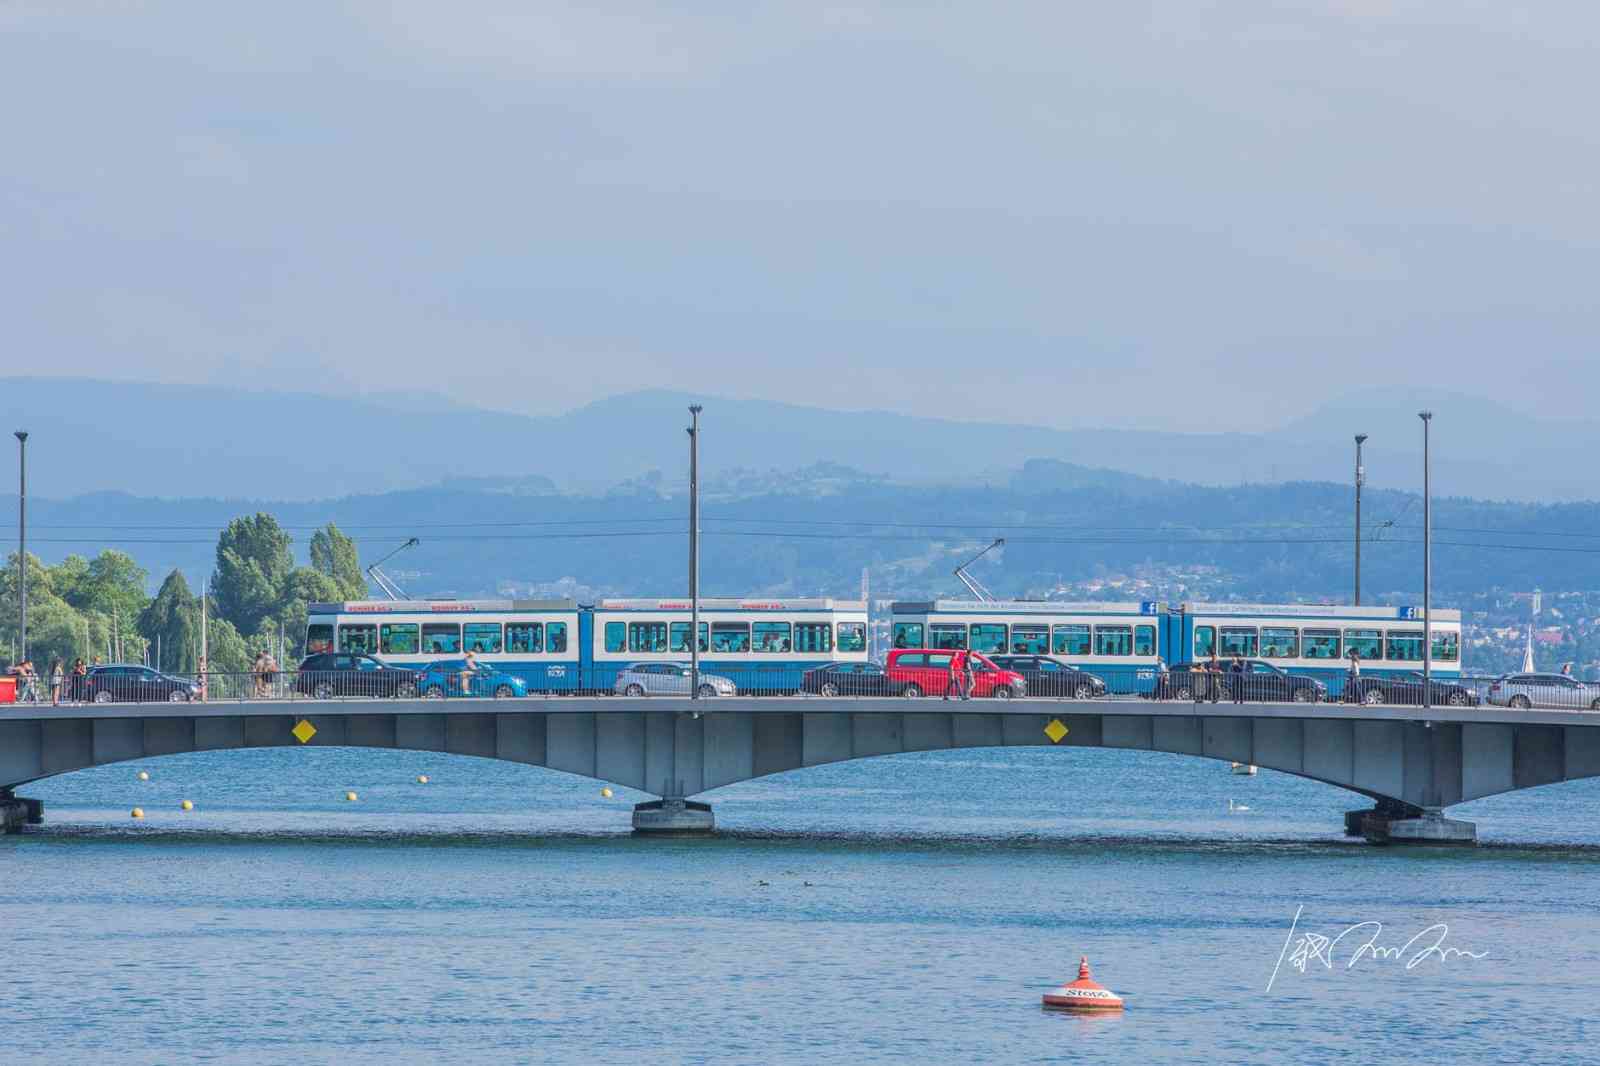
[590,598,869,693]
[1170,603,1463,698]
[888,600,1172,694]
[306,599,584,692]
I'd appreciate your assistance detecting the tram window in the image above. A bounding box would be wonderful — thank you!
[1012,625,1048,654]
[712,622,751,653]
[1386,631,1424,661]
[753,622,792,653]
[306,624,334,655]
[892,623,923,649]
[506,623,543,654]
[338,623,377,655]
[1261,627,1299,659]
[1053,624,1091,656]
[796,623,833,654]
[1344,628,1381,661]
[1095,625,1133,656]
[930,624,967,650]
[1135,625,1156,657]
[380,623,419,655]
[547,622,568,653]
[669,621,708,653]
[1194,626,1216,659]
[604,622,626,654]
[421,623,461,655]
[1432,631,1459,662]
[630,622,669,653]
[1303,629,1340,660]
[837,622,866,652]
[969,624,1007,654]
[1219,627,1258,658]
[464,623,502,654]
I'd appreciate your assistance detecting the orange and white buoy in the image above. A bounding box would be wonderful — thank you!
[1042,956,1125,1012]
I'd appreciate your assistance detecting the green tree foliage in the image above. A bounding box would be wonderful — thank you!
[202,617,253,676]
[213,513,294,636]
[309,523,367,600]
[139,570,202,674]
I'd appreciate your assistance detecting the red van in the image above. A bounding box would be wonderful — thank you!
[885,649,1028,699]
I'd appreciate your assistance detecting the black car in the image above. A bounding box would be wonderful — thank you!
[85,664,200,704]
[987,655,1107,699]
[1347,671,1478,707]
[800,661,901,697]
[295,653,420,699]
[1157,660,1326,703]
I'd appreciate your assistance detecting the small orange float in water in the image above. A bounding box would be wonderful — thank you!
[1042,956,1124,1012]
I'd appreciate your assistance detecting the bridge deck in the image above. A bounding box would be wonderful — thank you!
[4,695,1593,728]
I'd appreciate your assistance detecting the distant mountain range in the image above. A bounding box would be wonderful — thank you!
[0,376,1595,502]
[4,459,1597,606]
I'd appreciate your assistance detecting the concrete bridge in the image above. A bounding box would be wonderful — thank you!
[4,696,1599,843]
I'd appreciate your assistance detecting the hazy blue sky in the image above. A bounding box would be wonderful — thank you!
[3,3,1595,430]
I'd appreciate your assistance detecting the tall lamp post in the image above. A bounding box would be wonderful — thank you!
[1354,433,1367,605]
[687,405,702,700]
[14,431,26,663]
[1420,412,1433,710]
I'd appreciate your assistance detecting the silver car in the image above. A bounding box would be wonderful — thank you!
[613,663,737,697]
[1486,673,1600,711]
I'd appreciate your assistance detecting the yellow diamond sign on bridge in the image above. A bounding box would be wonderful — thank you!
[1044,719,1068,744]
[291,719,317,745]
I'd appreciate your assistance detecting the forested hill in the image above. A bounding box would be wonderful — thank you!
[4,461,1597,605]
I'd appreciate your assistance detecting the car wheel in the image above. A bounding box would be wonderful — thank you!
[1292,688,1314,703]
[902,683,923,699]
[624,684,645,697]
[94,690,113,704]
[424,686,446,700]
[1510,695,1532,709]
[395,680,419,699]
[1073,682,1096,700]
[1362,688,1384,706]
[313,681,335,700]
[819,681,840,697]
[494,684,515,699]
[1447,691,1469,707]
[697,684,719,698]
[168,689,190,703]
[992,686,1013,700]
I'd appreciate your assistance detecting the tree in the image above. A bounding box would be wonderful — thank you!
[139,570,202,674]
[310,523,367,600]
[213,513,294,636]
[277,568,343,659]
[203,617,253,676]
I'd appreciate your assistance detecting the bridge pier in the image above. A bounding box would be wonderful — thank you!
[1360,807,1476,846]
[1343,799,1417,837]
[1,789,42,834]
[632,798,715,834]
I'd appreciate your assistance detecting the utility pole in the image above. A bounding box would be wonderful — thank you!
[14,430,27,662]
[687,405,702,699]
[1354,433,1367,605]
[1420,412,1433,710]
[200,575,209,700]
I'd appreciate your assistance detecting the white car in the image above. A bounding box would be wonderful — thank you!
[613,663,737,697]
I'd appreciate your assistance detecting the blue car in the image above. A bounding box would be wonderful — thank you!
[417,660,527,699]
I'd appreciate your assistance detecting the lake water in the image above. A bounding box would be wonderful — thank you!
[4,745,1597,1064]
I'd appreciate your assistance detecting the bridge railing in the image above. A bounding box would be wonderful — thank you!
[16,664,1599,711]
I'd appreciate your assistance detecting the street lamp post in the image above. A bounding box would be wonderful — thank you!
[1354,433,1367,605]
[14,431,26,663]
[687,405,702,700]
[1420,412,1433,710]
